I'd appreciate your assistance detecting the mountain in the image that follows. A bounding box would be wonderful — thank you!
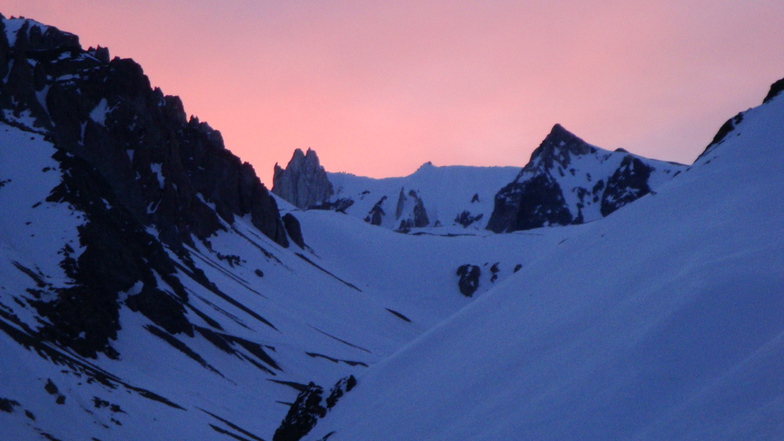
[486,123,685,232]
[272,148,334,210]
[272,127,683,234]
[0,15,573,440]
[0,15,423,440]
[273,150,520,232]
[304,82,784,441]
[2,13,783,441]
[325,163,522,231]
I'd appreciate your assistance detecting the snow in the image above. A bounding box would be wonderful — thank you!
[89,98,111,125]
[2,17,60,49]
[0,124,84,301]
[150,163,165,188]
[3,18,30,47]
[304,92,784,440]
[0,29,781,438]
[291,206,575,327]
[35,85,50,117]
[327,163,520,230]
[1,92,782,438]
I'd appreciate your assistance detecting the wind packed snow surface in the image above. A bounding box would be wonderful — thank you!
[305,93,784,440]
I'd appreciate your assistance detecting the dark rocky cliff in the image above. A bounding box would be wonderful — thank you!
[0,15,290,357]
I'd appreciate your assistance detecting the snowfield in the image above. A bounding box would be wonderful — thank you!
[1,14,782,441]
[304,89,784,440]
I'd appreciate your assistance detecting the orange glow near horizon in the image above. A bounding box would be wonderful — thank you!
[5,1,784,185]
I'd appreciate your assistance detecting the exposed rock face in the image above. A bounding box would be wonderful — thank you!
[273,148,334,209]
[0,15,289,358]
[600,155,654,216]
[487,124,685,233]
[273,376,357,441]
[282,213,306,249]
[394,188,430,232]
[763,77,784,104]
[455,210,483,228]
[697,112,745,160]
[456,264,481,297]
[364,196,387,226]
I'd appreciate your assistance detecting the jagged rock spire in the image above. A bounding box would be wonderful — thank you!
[272,148,334,209]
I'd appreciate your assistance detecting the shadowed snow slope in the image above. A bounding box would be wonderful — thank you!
[305,90,784,440]
[2,14,782,441]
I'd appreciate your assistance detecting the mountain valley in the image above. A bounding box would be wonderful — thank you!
[0,14,782,441]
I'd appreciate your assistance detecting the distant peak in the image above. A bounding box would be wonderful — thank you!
[412,161,436,175]
[273,148,333,209]
[543,124,585,148]
[284,148,323,170]
[549,123,571,137]
[763,76,784,104]
[527,124,596,169]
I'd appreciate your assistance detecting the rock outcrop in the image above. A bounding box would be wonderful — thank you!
[310,162,520,232]
[273,148,334,209]
[487,124,685,233]
[273,376,357,441]
[456,264,481,297]
[394,188,430,231]
[0,15,290,358]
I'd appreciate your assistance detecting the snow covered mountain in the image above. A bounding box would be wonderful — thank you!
[0,15,421,440]
[487,123,685,232]
[272,128,683,234]
[0,15,572,440]
[2,13,783,441]
[273,149,520,232]
[305,80,784,441]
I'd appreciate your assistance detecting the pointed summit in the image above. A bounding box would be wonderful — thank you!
[272,148,334,209]
[527,124,597,171]
[486,124,685,233]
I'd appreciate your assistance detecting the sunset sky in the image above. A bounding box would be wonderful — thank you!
[6,1,784,184]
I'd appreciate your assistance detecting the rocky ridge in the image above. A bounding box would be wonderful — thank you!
[486,124,685,233]
[273,127,683,235]
[273,150,520,232]
[0,14,290,357]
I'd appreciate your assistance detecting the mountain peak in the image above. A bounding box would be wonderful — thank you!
[272,148,334,209]
[487,124,685,233]
[521,124,598,175]
[413,161,436,174]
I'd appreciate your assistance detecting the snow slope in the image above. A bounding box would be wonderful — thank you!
[2,14,781,441]
[0,121,413,440]
[281,199,578,328]
[305,91,784,440]
[325,163,520,231]
[0,120,579,440]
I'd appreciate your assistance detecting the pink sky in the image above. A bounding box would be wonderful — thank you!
[6,1,784,184]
